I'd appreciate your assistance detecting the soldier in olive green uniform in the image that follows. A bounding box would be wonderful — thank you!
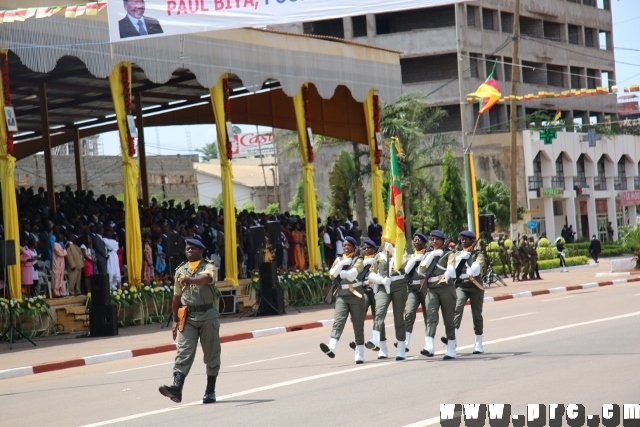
[366,239,411,361]
[519,236,531,280]
[510,241,522,281]
[528,236,542,280]
[320,236,366,364]
[444,230,486,355]
[498,236,512,278]
[159,239,220,404]
[420,230,457,359]
[398,233,429,353]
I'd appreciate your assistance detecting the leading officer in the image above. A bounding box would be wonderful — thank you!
[159,238,221,404]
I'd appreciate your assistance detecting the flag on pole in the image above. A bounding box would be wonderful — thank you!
[554,110,562,122]
[382,137,406,271]
[468,61,502,115]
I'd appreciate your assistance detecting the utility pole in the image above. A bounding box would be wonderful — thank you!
[509,0,521,241]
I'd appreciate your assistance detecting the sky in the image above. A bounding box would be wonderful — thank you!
[99,0,640,156]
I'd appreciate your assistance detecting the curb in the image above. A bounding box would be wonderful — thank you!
[2,276,638,381]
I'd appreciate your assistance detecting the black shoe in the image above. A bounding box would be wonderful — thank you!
[349,341,356,350]
[472,350,484,355]
[396,356,405,361]
[203,375,217,404]
[440,337,448,345]
[420,349,434,357]
[159,372,185,403]
[377,355,388,360]
[320,343,335,358]
[443,355,455,360]
[364,341,376,350]
[355,360,364,365]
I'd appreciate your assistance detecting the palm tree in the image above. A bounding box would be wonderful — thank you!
[195,141,218,162]
[476,178,524,229]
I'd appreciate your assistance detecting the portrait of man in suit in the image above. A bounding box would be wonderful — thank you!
[119,0,164,39]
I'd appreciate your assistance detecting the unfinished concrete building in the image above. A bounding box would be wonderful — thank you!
[272,0,616,135]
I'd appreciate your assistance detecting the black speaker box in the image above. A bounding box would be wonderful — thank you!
[90,305,118,337]
[0,240,16,266]
[265,222,281,246]
[479,214,496,233]
[166,233,185,258]
[258,262,285,315]
[250,226,266,249]
[90,274,110,307]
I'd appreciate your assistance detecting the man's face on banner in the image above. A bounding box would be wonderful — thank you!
[124,0,146,19]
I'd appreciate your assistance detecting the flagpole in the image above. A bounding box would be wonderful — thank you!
[509,0,521,242]
[455,3,473,232]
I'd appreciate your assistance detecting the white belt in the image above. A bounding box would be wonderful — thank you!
[373,283,391,294]
[341,282,362,289]
[390,275,406,282]
[411,279,422,285]
[459,274,470,279]
[428,277,441,283]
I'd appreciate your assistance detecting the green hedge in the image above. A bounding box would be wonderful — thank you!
[491,256,589,275]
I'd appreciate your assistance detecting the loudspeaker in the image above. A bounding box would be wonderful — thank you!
[479,214,496,233]
[250,226,266,249]
[90,274,110,307]
[166,233,185,258]
[258,262,285,315]
[265,221,281,246]
[0,240,16,266]
[89,305,118,337]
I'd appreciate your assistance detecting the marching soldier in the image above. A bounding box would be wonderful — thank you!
[399,233,429,353]
[365,236,412,361]
[320,236,366,364]
[419,230,457,360]
[497,235,512,278]
[442,230,486,355]
[159,239,221,404]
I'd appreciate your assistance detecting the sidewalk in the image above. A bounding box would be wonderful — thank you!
[1,258,638,380]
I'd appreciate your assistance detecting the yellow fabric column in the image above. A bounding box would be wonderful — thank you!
[469,152,480,235]
[363,90,385,225]
[108,63,142,286]
[0,50,21,299]
[292,86,319,270]
[209,75,238,285]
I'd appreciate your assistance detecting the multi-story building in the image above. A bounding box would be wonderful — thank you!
[274,0,616,134]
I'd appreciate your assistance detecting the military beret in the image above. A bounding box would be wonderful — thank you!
[413,232,429,242]
[344,236,358,247]
[430,230,446,240]
[459,230,476,240]
[361,238,378,249]
[185,238,206,250]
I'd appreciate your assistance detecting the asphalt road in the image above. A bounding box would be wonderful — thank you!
[2,283,639,427]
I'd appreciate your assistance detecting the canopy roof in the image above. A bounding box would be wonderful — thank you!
[0,5,402,159]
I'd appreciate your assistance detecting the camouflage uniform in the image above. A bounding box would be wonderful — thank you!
[510,243,522,281]
[498,239,512,278]
[519,237,531,280]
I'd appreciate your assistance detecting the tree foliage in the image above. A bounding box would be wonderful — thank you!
[475,178,525,229]
[328,150,355,219]
[289,180,326,217]
[196,141,219,162]
[430,148,467,237]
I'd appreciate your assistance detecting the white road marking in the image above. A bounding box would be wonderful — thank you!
[77,310,640,427]
[541,296,574,302]
[634,293,640,297]
[488,312,536,322]
[227,353,310,368]
[402,416,442,427]
[107,362,174,375]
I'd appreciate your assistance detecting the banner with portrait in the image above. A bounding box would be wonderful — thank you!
[107,0,469,42]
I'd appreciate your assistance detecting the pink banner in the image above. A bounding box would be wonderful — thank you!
[621,190,640,206]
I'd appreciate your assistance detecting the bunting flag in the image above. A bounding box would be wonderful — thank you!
[382,137,406,272]
[554,110,562,122]
[467,86,615,104]
[468,61,502,115]
[0,2,105,23]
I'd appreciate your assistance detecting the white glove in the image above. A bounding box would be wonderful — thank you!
[382,277,392,287]
[368,272,383,285]
[444,265,456,281]
[384,242,394,254]
[345,268,358,281]
[457,251,471,261]
[339,271,348,279]
[362,257,375,266]
[467,261,481,277]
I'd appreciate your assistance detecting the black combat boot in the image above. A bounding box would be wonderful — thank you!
[159,372,186,403]
[203,375,217,404]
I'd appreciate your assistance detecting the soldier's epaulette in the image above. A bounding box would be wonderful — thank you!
[174,261,187,272]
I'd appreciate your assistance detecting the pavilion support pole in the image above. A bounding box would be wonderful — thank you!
[39,83,56,215]
[135,92,150,208]
[109,62,142,286]
[209,74,238,285]
[72,129,84,192]
[0,50,21,298]
[293,84,320,270]
[363,89,385,225]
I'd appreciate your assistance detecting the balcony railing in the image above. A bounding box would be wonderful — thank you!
[528,176,543,190]
[635,177,640,190]
[551,176,565,190]
[594,177,607,191]
[573,177,588,188]
[614,177,627,191]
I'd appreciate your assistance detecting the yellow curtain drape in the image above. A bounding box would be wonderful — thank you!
[363,90,385,225]
[108,63,142,286]
[0,50,21,299]
[293,86,320,270]
[209,75,238,285]
[469,152,480,235]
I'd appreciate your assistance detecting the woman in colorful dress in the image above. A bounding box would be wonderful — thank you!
[292,222,306,270]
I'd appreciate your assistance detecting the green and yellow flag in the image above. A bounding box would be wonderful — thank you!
[382,137,406,271]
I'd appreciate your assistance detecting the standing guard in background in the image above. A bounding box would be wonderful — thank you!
[320,236,366,364]
[418,230,457,359]
[518,236,531,281]
[398,233,429,354]
[366,238,408,360]
[442,230,486,355]
[510,240,522,282]
[349,238,380,352]
[497,235,512,278]
[528,236,542,280]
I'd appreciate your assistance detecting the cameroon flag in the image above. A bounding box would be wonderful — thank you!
[382,137,406,271]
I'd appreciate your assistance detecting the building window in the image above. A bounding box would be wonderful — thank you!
[351,15,367,38]
[543,21,564,43]
[553,156,565,190]
[467,5,478,27]
[529,153,543,190]
[400,54,458,84]
[303,18,344,38]
[595,158,607,191]
[570,66,584,89]
[615,159,627,190]
[575,155,588,188]
[568,24,582,45]
[469,53,480,78]
[501,12,513,34]
[586,69,599,89]
[547,65,566,88]
[584,27,596,48]
[482,8,497,31]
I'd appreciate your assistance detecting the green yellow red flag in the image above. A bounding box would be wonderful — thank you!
[382,137,406,271]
